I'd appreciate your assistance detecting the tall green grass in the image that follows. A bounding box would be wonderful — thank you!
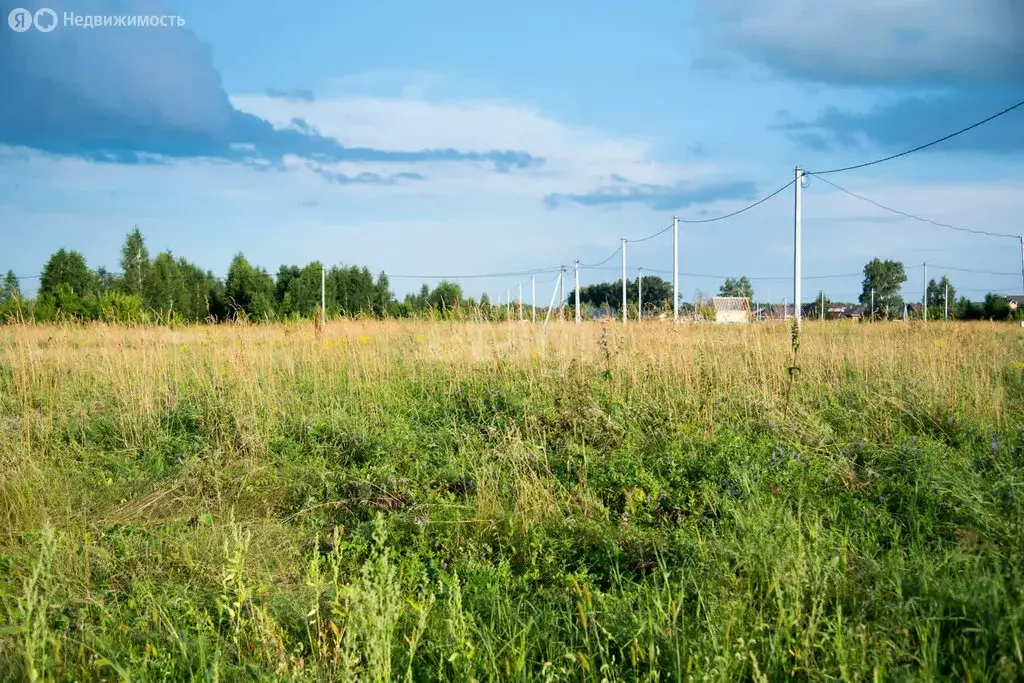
[1,319,1023,681]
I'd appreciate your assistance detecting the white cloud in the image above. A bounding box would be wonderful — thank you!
[4,87,1022,302]
[699,0,1024,83]
[230,92,728,198]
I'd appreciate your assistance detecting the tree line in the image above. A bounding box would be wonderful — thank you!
[711,259,1020,321]
[0,229,522,324]
[2,232,1020,323]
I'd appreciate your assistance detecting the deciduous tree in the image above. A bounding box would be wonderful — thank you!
[859,258,907,320]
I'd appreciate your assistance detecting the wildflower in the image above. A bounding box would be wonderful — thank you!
[415,512,428,528]
[991,439,999,454]
[721,477,729,487]
[947,417,954,425]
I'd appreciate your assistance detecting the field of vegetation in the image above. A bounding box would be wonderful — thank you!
[2,319,1024,681]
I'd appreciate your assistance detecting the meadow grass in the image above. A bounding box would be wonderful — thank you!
[1,319,1023,681]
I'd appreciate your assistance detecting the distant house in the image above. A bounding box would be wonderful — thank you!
[1005,295,1024,310]
[711,297,751,324]
[843,305,866,320]
[756,303,794,321]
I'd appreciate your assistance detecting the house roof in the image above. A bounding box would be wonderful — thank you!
[1005,295,1024,305]
[759,304,794,317]
[711,296,750,312]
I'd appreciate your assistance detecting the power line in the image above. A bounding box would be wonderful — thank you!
[809,173,1018,239]
[582,179,795,275]
[627,222,674,244]
[808,96,1024,175]
[388,266,561,280]
[582,266,864,281]
[957,285,1021,294]
[928,264,1022,277]
[579,247,622,270]
[677,179,795,224]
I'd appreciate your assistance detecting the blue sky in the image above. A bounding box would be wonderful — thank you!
[3,0,1023,303]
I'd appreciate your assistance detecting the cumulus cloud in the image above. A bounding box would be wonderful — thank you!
[695,1,1024,155]
[545,180,757,211]
[698,0,1024,84]
[786,89,1024,155]
[266,88,317,103]
[0,0,539,171]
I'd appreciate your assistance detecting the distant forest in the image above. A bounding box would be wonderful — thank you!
[0,229,667,324]
[1,229,1019,323]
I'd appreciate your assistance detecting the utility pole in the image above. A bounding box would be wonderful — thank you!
[574,259,581,323]
[638,267,643,322]
[531,275,536,323]
[621,238,627,324]
[871,288,875,322]
[507,287,511,317]
[518,282,523,321]
[944,281,949,321]
[558,266,566,320]
[794,166,803,329]
[783,296,788,321]
[1019,235,1024,296]
[321,266,326,327]
[543,271,561,326]
[922,262,927,322]
[673,216,679,322]
[820,291,824,321]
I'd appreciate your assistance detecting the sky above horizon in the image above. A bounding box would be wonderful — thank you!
[3,0,1023,303]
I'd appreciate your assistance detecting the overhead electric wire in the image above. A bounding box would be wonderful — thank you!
[928,264,1022,277]
[808,96,1024,175]
[579,247,622,270]
[583,266,864,282]
[677,179,795,223]
[388,266,561,280]
[627,222,674,244]
[809,173,1019,239]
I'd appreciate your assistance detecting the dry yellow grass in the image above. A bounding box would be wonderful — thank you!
[1,318,1023,680]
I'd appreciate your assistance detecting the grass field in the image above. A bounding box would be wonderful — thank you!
[2,319,1024,681]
